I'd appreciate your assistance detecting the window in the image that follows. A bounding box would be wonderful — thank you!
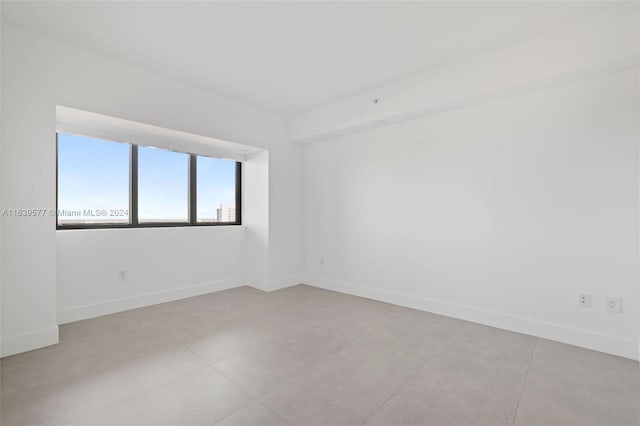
[197,156,238,223]
[56,132,241,229]
[138,146,189,223]
[57,133,130,225]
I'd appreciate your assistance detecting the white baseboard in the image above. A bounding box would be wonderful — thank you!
[1,326,59,358]
[57,278,243,324]
[57,276,302,326]
[304,277,639,361]
[6,276,293,357]
[246,276,302,292]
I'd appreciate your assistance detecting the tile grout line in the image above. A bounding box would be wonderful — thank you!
[182,335,293,426]
[361,321,467,425]
[510,337,539,426]
[178,325,279,365]
[53,329,211,425]
[361,356,429,426]
[179,343,273,425]
[60,363,212,426]
[181,341,214,365]
[179,343,281,424]
[208,362,292,426]
[322,315,454,363]
[179,306,370,425]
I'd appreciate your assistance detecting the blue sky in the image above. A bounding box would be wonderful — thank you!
[57,133,236,223]
[58,133,130,222]
[138,146,189,222]
[197,155,236,221]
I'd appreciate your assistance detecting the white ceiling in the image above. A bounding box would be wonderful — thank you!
[2,1,609,116]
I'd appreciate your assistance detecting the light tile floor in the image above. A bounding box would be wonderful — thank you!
[1,285,638,426]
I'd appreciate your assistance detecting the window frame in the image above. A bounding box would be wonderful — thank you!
[56,133,242,230]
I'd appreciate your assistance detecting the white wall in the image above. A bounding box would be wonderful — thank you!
[56,227,245,324]
[290,3,639,144]
[1,24,302,356]
[243,150,270,286]
[302,70,639,359]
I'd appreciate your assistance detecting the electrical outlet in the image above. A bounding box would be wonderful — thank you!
[118,270,128,282]
[578,293,591,307]
[605,296,622,313]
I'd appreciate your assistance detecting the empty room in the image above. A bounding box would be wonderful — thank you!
[0,1,639,425]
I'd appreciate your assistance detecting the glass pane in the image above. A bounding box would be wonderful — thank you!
[197,156,237,223]
[57,133,130,225]
[138,146,189,223]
